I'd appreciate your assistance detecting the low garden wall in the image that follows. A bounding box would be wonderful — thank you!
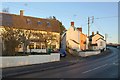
[0,53,60,68]
[78,50,100,57]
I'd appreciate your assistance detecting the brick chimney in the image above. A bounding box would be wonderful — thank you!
[20,10,24,16]
[92,32,94,35]
[71,22,74,27]
[77,27,82,32]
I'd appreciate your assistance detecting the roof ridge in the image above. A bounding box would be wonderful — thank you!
[96,37,106,41]
[0,12,57,21]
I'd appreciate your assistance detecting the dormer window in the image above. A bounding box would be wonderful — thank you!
[37,21,42,25]
[47,21,50,26]
[26,18,31,24]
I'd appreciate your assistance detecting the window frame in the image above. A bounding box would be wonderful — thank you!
[37,21,42,25]
[26,18,31,24]
[46,21,51,26]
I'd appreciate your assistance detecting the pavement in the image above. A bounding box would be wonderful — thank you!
[2,48,112,78]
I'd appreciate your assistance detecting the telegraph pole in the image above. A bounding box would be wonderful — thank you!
[88,16,94,49]
[88,16,94,37]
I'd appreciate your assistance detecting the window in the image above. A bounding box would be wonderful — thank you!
[42,45,45,49]
[29,43,34,49]
[36,44,41,49]
[100,41,103,46]
[26,18,31,24]
[37,21,42,25]
[47,21,50,26]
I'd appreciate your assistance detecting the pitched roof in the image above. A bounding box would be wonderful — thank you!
[89,33,104,38]
[0,12,60,33]
[70,39,79,44]
[81,32,87,37]
[96,38,106,41]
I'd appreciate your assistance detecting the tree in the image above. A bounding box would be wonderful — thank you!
[47,16,66,35]
[59,21,66,35]
[32,31,58,51]
[1,27,23,55]
[53,16,56,20]
[19,30,31,54]
[1,27,31,56]
[43,32,58,49]
[2,7,9,13]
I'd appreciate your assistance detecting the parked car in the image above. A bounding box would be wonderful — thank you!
[59,48,66,57]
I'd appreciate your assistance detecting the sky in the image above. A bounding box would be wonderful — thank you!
[1,2,118,44]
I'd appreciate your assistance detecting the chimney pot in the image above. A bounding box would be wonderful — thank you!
[20,10,24,16]
[92,32,94,35]
[71,22,74,26]
[97,31,99,34]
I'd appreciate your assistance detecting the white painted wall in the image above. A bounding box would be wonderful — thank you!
[78,50,100,57]
[0,53,60,68]
[66,26,81,51]
[86,38,89,50]
[96,39,106,50]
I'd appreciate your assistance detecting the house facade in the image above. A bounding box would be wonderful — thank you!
[89,31,106,50]
[77,27,88,50]
[96,38,106,50]
[66,22,81,51]
[0,10,60,53]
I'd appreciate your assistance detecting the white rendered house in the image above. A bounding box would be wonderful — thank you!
[96,38,106,50]
[90,31,106,51]
[66,22,81,51]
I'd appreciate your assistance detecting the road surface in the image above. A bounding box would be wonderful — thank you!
[11,47,119,78]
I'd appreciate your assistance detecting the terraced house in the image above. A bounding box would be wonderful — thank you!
[66,22,81,51]
[0,10,60,54]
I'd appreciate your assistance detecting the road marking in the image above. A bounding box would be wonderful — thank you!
[82,64,108,74]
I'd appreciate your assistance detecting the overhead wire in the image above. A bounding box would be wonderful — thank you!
[94,16,118,19]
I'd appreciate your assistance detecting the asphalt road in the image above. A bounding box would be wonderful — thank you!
[12,47,119,78]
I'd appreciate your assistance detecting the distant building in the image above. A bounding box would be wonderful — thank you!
[89,31,106,51]
[0,10,60,53]
[96,38,106,50]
